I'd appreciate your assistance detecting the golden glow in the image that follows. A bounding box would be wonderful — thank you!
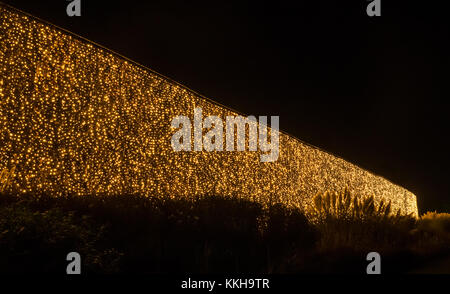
[0,4,418,217]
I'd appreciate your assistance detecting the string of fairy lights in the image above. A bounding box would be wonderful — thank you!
[0,4,418,216]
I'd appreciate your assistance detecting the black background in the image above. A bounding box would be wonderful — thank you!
[2,0,449,213]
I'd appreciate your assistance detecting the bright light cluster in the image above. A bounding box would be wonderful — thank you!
[0,4,418,216]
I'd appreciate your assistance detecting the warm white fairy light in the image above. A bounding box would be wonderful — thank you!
[0,4,418,217]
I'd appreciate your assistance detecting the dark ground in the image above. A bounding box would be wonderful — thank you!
[0,193,448,274]
[1,0,450,213]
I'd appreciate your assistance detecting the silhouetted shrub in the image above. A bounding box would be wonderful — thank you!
[0,191,448,274]
[0,202,122,273]
[417,212,450,235]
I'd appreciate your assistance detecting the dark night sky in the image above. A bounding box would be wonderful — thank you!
[2,0,450,213]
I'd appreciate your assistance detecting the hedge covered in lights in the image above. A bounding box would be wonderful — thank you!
[0,4,418,216]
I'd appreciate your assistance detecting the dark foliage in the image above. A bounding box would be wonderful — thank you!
[0,192,448,274]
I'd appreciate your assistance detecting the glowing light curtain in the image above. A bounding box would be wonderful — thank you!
[0,4,418,216]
